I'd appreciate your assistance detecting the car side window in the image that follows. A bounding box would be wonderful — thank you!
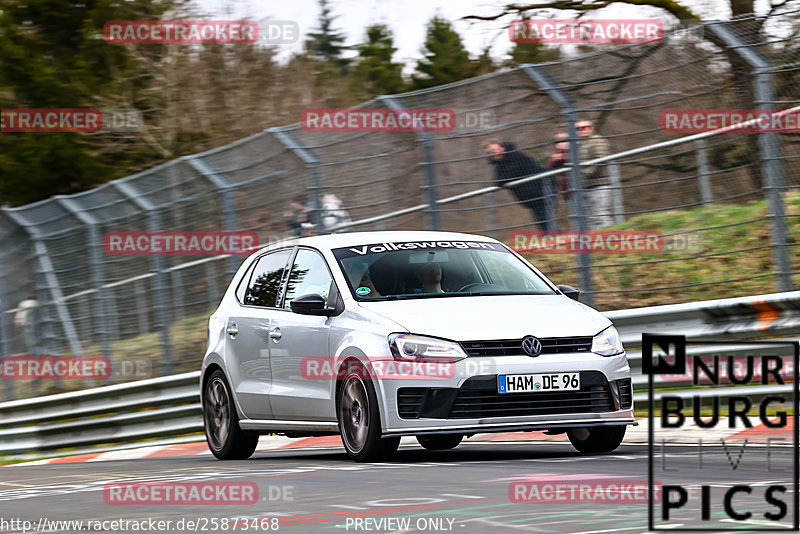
[235,261,257,302]
[243,249,292,307]
[284,249,334,309]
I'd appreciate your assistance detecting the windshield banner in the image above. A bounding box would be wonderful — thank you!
[333,241,501,258]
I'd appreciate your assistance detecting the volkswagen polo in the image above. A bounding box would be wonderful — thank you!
[201,231,634,461]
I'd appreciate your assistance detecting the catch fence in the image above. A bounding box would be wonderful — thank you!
[1,13,798,399]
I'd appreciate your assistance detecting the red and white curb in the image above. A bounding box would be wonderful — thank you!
[4,417,790,467]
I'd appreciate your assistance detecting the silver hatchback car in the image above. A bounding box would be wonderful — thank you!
[201,231,634,461]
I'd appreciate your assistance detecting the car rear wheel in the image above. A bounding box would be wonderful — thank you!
[416,434,463,450]
[203,370,259,460]
[338,366,400,462]
[567,425,626,453]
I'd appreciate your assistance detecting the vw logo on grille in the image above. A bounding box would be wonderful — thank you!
[521,335,542,357]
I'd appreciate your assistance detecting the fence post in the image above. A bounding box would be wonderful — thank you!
[380,96,441,231]
[205,262,218,311]
[708,22,793,292]
[111,181,173,373]
[608,162,625,224]
[269,128,325,231]
[55,197,112,359]
[521,65,594,306]
[185,156,241,277]
[1,209,84,357]
[134,278,149,336]
[694,139,713,206]
[171,270,184,322]
[485,192,500,239]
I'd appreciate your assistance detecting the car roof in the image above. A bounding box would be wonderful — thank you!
[256,231,503,254]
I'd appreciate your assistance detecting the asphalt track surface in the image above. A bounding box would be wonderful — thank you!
[0,440,796,534]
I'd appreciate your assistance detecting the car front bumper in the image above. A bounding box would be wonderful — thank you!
[375,352,635,435]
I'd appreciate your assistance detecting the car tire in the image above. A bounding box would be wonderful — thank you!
[567,425,626,453]
[338,364,400,462]
[203,370,259,460]
[416,434,463,451]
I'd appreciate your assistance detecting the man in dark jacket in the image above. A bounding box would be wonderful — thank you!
[485,139,556,231]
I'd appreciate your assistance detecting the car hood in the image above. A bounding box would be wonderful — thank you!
[356,294,611,341]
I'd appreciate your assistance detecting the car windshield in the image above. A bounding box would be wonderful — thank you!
[332,239,556,300]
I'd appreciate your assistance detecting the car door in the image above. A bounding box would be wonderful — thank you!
[268,247,337,421]
[225,248,293,420]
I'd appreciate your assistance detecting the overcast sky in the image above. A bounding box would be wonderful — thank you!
[197,0,776,68]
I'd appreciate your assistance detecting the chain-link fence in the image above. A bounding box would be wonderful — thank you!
[1,13,798,400]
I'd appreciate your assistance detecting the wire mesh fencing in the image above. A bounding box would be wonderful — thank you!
[1,13,799,400]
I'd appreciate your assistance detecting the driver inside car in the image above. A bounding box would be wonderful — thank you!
[411,261,445,294]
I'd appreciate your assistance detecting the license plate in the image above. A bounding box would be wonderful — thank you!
[498,372,581,394]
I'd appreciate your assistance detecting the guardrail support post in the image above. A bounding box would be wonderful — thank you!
[708,22,793,292]
[521,65,594,306]
[694,139,713,206]
[380,96,441,231]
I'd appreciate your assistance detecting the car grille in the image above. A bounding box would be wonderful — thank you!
[449,385,613,419]
[460,337,593,356]
[617,378,633,409]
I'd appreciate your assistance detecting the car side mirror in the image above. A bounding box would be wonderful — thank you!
[556,284,580,301]
[290,293,335,316]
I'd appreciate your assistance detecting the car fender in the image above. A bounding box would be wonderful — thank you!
[331,332,395,430]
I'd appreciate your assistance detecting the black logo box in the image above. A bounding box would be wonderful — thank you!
[643,334,800,532]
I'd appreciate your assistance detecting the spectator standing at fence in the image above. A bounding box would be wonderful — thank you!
[13,297,38,355]
[577,120,613,229]
[283,194,318,237]
[319,194,352,233]
[485,139,556,231]
[548,131,570,201]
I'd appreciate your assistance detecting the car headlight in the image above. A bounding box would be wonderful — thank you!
[388,334,467,362]
[591,326,624,356]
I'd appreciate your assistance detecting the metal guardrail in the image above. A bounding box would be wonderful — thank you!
[0,292,797,457]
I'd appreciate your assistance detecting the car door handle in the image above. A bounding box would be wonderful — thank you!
[226,324,239,336]
[268,327,282,340]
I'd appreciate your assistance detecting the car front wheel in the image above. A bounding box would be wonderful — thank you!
[203,370,259,460]
[338,367,400,462]
[567,425,626,453]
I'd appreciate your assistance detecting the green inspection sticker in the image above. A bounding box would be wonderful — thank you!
[355,286,371,296]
